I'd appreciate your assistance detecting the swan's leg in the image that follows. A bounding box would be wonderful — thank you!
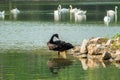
[58,51,60,55]
[58,51,61,58]
[60,51,67,58]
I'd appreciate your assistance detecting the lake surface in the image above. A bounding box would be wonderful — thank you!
[0,21,120,49]
[0,20,120,80]
[0,2,120,80]
[0,48,120,80]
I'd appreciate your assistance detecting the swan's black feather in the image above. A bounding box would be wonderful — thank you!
[47,34,74,51]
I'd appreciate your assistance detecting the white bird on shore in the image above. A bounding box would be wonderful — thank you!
[54,5,61,21]
[69,5,87,23]
[54,5,69,21]
[10,8,20,20]
[114,6,118,23]
[74,9,87,23]
[104,6,118,26]
[0,11,5,20]
[108,6,118,23]
[69,5,78,22]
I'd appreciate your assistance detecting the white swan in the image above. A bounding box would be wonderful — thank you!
[104,6,118,26]
[107,6,118,23]
[114,6,118,23]
[69,5,78,22]
[54,5,61,22]
[104,11,110,26]
[74,9,87,23]
[10,8,20,20]
[54,5,69,21]
[0,11,5,20]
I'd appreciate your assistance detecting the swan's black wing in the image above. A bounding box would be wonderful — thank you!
[47,39,74,51]
[47,40,64,50]
[47,43,58,50]
[52,40,74,51]
[57,42,74,51]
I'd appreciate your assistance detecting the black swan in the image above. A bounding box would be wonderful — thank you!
[47,34,74,57]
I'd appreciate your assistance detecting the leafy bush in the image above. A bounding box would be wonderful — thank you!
[112,33,120,49]
[112,33,120,39]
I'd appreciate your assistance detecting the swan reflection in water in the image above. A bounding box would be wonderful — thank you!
[47,58,73,74]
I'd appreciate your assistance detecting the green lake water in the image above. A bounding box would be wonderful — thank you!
[0,48,120,80]
[0,21,120,80]
[0,2,120,80]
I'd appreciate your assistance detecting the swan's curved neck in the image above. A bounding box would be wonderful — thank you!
[58,5,61,10]
[115,6,118,23]
[70,5,72,10]
[115,6,118,11]
[50,35,59,43]
[107,11,109,16]
[49,35,55,43]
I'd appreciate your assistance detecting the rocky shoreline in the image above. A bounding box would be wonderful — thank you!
[70,37,120,70]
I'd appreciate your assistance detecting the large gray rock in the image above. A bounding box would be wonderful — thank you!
[87,44,106,55]
[80,39,89,54]
[89,37,108,44]
[106,39,115,46]
[87,44,96,55]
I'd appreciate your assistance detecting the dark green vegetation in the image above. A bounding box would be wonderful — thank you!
[112,33,120,39]
[112,33,120,49]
